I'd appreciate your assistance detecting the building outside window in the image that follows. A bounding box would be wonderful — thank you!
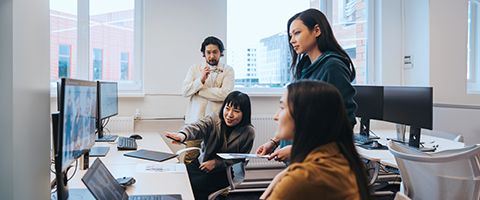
[227,0,370,90]
[50,0,142,93]
[58,44,71,78]
[120,52,129,80]
[331,0,369,84]
[93,48,103,80]
[50,0,77,82]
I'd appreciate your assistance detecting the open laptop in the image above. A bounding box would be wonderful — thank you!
[82,158,182,200]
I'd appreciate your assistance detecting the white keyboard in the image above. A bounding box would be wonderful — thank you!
[246,158,286,170]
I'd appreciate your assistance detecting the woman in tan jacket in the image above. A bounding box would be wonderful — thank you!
[260,80,370,200]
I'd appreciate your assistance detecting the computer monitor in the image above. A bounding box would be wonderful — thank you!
[383,86,433,148]
[56,81,61,111]
[96,81,118,140]
[353,85,384,142]
[53,78,97,200]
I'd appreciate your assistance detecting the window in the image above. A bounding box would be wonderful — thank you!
[329,0,369,84]
[227,0,371,90]
[227,0,315,89]
[50,0,77,82]
[468,0,480,94]
[120,52,129,80]
[93,48,103,80]
[50,0,143,93]
[58,44,72,78]
[90,0,136,83]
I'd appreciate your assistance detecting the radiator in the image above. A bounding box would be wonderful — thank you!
[250,115,277,153]
[104,116,134,133]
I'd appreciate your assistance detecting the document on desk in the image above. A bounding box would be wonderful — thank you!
[217,153,270,160]
[136,163,186,174]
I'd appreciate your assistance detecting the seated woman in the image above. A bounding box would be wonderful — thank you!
[166,91,255,200]
[260,80,370,200]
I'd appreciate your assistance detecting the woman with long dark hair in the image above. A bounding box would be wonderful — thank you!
[260,80,369,200]
[166,91,255,200]
[257,8,357,162]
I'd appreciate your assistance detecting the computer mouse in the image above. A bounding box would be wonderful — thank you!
[129,134,142,140]
[116,176,136,187]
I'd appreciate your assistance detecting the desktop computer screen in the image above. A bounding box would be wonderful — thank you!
[96,81,118,140]
[383,86,432,148]
[353,85,384,143]
[60,78,97,171]
[99,81,118,119]
[53,78,97,200]
[383,86,432,129]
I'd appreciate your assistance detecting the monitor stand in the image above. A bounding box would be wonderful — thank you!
[95,134,118,142]
[354,118,380,145]
[408,127,436,152]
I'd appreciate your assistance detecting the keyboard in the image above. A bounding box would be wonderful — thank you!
[246,158,286,170]
[117,137,138,150]
[354,134,377,145]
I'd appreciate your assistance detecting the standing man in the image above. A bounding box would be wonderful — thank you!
[181,36,234,162]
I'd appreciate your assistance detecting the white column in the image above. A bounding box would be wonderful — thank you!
[0,0,50,199]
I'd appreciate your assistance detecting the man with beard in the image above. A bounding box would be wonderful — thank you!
[181,36,235,162]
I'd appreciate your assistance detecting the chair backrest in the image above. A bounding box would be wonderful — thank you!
[421,129,464,143]
[387,141,480,200]
[227,160,247,190]
[394,191,412,200]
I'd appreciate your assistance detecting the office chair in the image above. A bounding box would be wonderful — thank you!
[175,147,201,163]
[388,141,480,200]
[208,160,248,200]
[393,191,412,200]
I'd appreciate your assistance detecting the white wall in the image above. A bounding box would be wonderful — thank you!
[0,0,50,199]
[373,0,403,85]
[117,0,282,120]
[403,0,429,86]
[400,0,479,144]
[117,0,228,118]
[434,106,480,145]
[429,0,480,106]
[428,0,480,144]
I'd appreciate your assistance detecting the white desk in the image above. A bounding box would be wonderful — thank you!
[57,132,194,200]
[356,130,465,168]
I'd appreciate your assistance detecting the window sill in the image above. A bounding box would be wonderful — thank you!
[235,87,284,97]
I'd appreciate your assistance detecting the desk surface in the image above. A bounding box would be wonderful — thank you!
[356,130,465,168]
[56,132,194,200]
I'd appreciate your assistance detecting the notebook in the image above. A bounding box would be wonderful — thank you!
[82,158,182,200]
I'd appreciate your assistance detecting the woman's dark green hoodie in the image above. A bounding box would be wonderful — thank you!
[296,51,357,126]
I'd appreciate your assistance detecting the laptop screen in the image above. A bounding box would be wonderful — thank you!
[82,159,127,200]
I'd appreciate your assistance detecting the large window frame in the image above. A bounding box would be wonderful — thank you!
[50,0,143,96]
[468,0,480,94]
[229,0,374,96]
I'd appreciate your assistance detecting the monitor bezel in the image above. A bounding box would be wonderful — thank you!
[58,78,98,171]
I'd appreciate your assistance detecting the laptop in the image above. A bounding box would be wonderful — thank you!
[82,158,182,200]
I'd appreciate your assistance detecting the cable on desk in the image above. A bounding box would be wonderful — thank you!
[67,160,78,181]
